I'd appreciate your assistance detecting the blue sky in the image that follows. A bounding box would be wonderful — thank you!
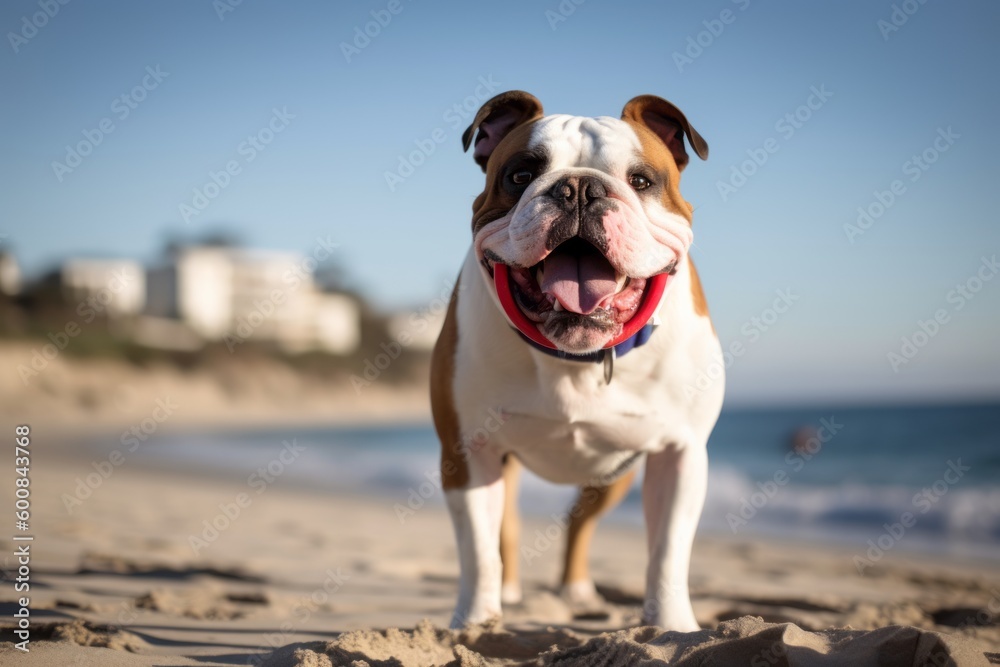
[2,0,998,405]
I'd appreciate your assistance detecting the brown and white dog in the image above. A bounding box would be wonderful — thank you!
[430,91,724,630]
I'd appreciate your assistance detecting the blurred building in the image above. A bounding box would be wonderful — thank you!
[145,245,360,354]
[0,251,21,296]
[61,258,146,316]
[386,306,446,351]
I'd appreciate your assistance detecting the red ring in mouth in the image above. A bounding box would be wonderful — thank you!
[493,263,669,351]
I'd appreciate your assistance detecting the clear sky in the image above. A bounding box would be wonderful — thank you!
[2,0,998,405]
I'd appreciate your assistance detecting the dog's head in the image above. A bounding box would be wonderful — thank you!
[464,91,708,354]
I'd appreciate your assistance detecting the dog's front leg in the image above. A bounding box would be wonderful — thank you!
[444,447,505,628]
[642,442,707,631]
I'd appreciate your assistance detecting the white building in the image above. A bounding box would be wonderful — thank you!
[310,291,361,354]
[386,306,446,352]
[61,258,146,317]
[0,252,20,296]
[145,246,360,354]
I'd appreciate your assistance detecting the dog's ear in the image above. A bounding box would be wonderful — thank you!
[621,95,708,171]
[463,91,543,172]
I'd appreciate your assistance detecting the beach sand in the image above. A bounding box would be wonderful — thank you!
[0,433,997,666]
[0,341,432,434]
[1,346,998,664]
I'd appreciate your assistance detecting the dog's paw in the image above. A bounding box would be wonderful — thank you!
[560,580,612,619]
[641,608,701,632]
[501,582,522,605]
[560,580,602,605]
[449,607,502,629]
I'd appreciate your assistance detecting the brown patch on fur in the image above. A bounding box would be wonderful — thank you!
[500,455,522,586]
[688,259,711,320]
[463,90,543,171]
[620,95,709,169]
[562,469,637,585]
[622,119,695,221]
[431,283,468,490]
[471,121,542,232]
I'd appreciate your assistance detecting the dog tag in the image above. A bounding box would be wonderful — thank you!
[603,347,615,384]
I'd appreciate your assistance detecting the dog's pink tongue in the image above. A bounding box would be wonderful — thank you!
[541,249,618,314]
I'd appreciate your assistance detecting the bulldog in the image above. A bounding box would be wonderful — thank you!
[430,91,724,631]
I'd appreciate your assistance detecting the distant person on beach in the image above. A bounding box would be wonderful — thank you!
[790,425,821,456]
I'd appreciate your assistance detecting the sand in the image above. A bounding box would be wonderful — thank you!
[0,344,997,664]
[0,443,996,666]
[0,341,432,433]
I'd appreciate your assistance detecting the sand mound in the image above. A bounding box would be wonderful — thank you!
[260,616,990,667]
[261,619,584,667]
[78,551,266,581]
[135,586,268,620]
[50,619,146,653]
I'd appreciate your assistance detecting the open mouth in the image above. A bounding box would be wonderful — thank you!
[488,238,669,351]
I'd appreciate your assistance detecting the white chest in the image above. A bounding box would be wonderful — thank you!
[451,250,724,487]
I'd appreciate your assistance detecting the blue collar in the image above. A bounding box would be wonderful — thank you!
[514,323,657,363]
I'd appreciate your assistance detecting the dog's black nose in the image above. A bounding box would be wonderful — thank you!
[550,179,575,202]
[548,176,607,207]
[579,176,606,204]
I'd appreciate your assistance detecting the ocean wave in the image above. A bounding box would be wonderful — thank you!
[701,465,1000,551]
[134,426,1000,557]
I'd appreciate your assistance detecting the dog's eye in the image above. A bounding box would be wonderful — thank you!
[510,170,533,185]
[629,174,652,191]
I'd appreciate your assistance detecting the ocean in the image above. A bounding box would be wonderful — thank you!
[133,402,1000,560]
